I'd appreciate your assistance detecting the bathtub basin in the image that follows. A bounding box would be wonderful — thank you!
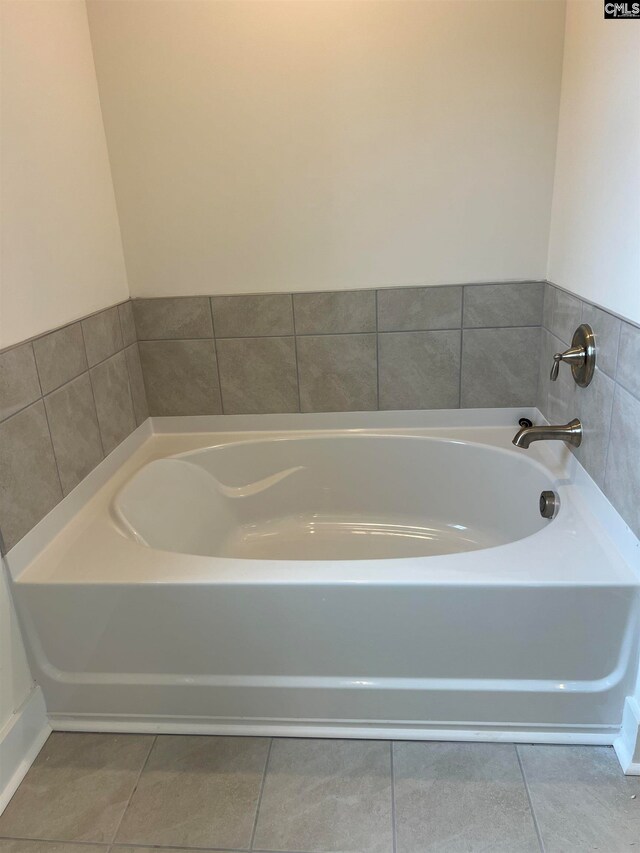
[114,435,552,561]
[9,416,640,743]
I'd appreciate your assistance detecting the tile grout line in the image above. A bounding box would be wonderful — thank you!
[130,305,153,419]
[291,296,303,414]
[132,322,544,344]
[0,395,45,429]
[128,341,151,424]
[84,344,129,373]
[515,744,546,853]
[108,734,158,846]
[116,303,128,351]
[30,341,65,497]
[458,288,465,408]
[81,323,108,458]
[39,365,91,400]
[601,321,625,490]
[249,737,273,852]
[29,341,45,409]
[116,304,139,426]
[122,351,138,433]
[209,297,226,415]
[390,741,398,853]
[375,291,381,411]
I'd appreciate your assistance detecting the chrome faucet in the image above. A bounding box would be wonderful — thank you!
[512,418,582,449]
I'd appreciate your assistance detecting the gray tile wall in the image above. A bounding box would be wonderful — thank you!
[538,282,640,538]
[133,281,544,418]
[0,302,148,551]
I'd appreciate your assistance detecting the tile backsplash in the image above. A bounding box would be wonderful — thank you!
[0,303,147,550]
[2,279,638,551]
[538,283,640,538]
[134,282,544,417]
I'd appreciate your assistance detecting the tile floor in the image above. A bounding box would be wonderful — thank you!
[0,734,638,853]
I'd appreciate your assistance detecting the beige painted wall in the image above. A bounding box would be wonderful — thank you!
[0,0,129,730]
[547,0,640,325]
[87,0,566,298]
[0,0,128,349]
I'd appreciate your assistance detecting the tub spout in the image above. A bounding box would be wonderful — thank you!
[512,418,582,449]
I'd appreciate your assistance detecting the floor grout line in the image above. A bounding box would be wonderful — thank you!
[249,738,273,851]
[108,734,158,846]
[515,744,546,853]
[0,839,254,853]
[390,741,398,853]
[106,843,246,853]
[0,838,111,848]
[113,845,247,853]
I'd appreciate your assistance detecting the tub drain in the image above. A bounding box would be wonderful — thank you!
[539,490,560,519]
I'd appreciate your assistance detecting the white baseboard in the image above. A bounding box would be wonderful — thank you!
[614,697,640,775]
[49,712,616,746]
[0,686,50,814]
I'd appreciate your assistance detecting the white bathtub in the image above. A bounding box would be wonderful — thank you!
[8,412,640,746]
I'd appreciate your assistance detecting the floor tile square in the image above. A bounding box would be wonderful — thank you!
[393,742,539,853]
[115,735,270,849]
[519,744,640,852]
[253,738,393,853]
[0,733,154,843]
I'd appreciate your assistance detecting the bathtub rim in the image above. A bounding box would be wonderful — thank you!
[4,407,639,582]
[5,409,639,589]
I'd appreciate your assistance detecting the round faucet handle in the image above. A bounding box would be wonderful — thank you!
[548,324,596,387]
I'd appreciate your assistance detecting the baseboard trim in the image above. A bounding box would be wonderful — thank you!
[0,687,50,814]
[614,697,640,775]
[49,712,617,746]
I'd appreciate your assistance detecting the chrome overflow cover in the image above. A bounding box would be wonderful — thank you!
[539,490,560,520]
